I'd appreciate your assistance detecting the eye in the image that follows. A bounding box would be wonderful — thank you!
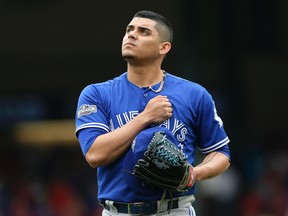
[126,26,133,34]
[142,30,150,35]
[140,28,151,35]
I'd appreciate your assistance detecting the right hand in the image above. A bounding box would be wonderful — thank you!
[142,95,173,124]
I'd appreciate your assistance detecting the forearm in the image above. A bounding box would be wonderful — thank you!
[85,95,172,168]
[194,151,230,181]
[85,113,150,167]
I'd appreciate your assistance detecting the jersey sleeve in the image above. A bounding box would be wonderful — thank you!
[196,89,230,154]
[75,84,110,155]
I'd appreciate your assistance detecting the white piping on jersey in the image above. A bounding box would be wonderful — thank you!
[76,122,110,133]
[199,137,230,154]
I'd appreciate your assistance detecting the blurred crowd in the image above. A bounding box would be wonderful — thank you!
[0,145,103,216]
[197,151,288,216]
[0,144,287,216]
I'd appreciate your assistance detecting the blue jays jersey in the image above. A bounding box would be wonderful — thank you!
[75,72,230,202]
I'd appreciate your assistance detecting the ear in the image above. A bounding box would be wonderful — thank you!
[159,42,171,55]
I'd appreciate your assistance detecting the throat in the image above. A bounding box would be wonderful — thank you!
[128,70,166,91]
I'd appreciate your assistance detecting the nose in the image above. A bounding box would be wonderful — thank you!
[127,30,137,39]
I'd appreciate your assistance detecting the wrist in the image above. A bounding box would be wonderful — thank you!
[193,166,204,181]
[136,112,153,127]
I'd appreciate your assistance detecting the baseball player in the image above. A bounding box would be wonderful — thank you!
[75,10,231,216]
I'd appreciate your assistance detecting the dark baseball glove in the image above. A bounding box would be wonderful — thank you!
[132,131,195,192]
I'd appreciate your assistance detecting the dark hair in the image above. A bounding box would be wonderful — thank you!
[133,10,173,43]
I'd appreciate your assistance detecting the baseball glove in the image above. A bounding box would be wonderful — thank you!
[132,131,195,192]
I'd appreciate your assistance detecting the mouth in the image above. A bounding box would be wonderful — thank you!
[124,42,135,47]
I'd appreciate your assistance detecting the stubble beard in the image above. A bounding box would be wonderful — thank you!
[122,52,136,63]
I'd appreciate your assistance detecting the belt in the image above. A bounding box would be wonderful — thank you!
[101,199,179,215]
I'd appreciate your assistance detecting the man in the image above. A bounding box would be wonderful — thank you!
[75,10,231,216]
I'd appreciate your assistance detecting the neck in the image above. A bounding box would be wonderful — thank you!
[127,65,164,87]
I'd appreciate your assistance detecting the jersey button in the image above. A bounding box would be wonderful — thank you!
[144,93,149,97]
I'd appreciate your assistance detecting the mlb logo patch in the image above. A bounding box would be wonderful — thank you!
[78,104,97,118]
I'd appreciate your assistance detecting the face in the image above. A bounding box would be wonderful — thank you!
[121,17,164,63]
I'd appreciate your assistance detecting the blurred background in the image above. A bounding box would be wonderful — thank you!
[0,0,287,215]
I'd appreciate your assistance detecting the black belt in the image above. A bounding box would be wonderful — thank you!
[101,199,179,215]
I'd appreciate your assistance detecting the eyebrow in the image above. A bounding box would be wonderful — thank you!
[127,25,153,33]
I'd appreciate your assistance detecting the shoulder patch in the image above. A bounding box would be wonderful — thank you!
[78,104,97,118]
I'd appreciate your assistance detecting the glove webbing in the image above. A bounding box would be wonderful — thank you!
[147,132,187,167]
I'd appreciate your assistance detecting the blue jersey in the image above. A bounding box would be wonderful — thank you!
[75,72,230,202]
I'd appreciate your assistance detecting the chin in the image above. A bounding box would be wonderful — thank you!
[122,53,135,60]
